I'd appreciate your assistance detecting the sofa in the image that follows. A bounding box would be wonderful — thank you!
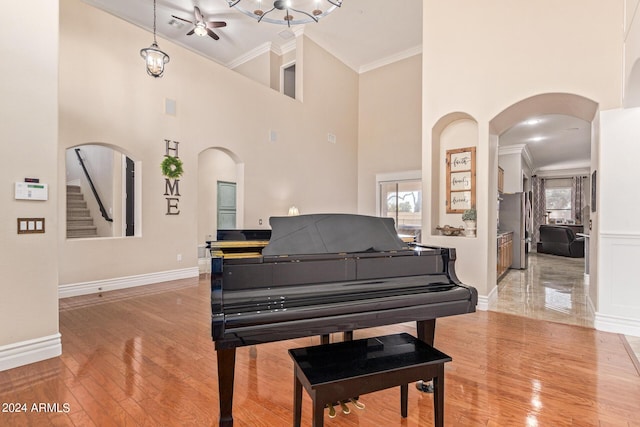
[536,225,585,258]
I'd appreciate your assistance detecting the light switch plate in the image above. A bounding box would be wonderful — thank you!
[17,218,45,234]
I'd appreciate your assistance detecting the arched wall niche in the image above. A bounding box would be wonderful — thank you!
[625,59,640,108]
[65,142,140,239]
[430,112,479,236]
[197,146,245,243]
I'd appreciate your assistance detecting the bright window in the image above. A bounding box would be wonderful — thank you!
[545,187,572,222]
[379,179,422,240]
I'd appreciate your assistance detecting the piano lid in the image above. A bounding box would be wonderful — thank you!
[262,213,410,256]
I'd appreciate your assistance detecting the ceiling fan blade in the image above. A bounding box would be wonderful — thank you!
[194,6,204,23]
[206,28,220,40]
[171,15,193,24]
[208,21,227,28]
[186,28,195,36]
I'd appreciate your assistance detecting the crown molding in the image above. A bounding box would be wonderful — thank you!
[359,45,422,74]
[227,42,273,69]
[273,38,297,56]
[534,165,591,178]
[498,143,534,170]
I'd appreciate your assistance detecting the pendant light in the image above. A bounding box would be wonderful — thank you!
[140,0,170,78]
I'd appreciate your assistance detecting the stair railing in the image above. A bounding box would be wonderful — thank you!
[74,148,113,222]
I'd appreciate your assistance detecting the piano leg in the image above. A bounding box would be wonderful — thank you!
[217,348,236,427]
[416,318,436,346]
[415,319,436,393]
[320,331,354,345]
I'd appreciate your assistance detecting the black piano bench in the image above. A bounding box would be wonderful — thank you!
[288,332,451,427]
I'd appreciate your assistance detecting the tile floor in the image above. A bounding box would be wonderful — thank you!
[489,251,640,366]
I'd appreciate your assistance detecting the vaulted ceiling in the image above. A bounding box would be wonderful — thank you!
[80,0,592,173]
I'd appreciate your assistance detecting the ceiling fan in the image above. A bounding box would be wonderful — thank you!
[171,6,227,40]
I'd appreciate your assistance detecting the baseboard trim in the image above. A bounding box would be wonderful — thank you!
[0,333,61,372]
[476,291,493,311]
[58,267,200,299]
[595,312,640,336]
[587,295,596,322]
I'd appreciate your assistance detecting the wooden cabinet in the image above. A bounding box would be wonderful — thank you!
[498,167,504,193]
[497,232,513,279]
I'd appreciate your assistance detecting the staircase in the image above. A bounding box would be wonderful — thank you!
[67,185,98,238]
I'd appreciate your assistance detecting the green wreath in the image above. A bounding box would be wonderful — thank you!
[161,156,184,179]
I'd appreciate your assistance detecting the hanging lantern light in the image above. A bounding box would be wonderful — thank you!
[140,0,170,78]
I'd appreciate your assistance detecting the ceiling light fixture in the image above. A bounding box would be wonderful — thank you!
[194,21,208,36]
[140,0,170,78]
[228,0,343,27]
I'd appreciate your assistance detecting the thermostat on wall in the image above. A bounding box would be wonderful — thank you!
[15,182,48,201]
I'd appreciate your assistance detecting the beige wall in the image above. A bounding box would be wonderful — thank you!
[0,1,60,361]
[624,0,640,106]
[422,0,624,300]
[233,49,272,88]
[57,0,359,285]
[357,54,422,216]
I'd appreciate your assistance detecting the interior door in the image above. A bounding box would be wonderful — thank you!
[125,156,135,236]
[217,181,236,229]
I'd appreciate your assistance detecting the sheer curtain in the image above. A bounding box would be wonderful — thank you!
[572,176,586,223]
[531,176,546,246]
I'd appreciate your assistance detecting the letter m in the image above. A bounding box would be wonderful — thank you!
[164,179,181,196]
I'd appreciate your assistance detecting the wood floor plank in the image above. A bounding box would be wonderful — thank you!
[2,277,640,426]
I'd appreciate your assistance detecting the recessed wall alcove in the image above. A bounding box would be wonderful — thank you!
[430,112,479,236]
[65,143,140,239]
[197,147,245,244]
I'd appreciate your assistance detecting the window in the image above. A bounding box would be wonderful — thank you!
[379,179,422,241]
[545,179,572,223]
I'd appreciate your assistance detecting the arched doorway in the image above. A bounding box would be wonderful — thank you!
[488,93,599,326]
[197,147,245,244]
[65,143,140,239]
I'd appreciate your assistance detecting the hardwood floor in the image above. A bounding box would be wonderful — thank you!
[1,277,640,426]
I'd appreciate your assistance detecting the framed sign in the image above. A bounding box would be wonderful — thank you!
[446,147,476,213]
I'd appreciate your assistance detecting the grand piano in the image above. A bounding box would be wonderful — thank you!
[211,214,477,427]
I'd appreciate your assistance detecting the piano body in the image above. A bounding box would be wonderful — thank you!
[211,214,477,427]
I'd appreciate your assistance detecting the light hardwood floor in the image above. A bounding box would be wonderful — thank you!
[489,251,640,364]
[1,270,639,426]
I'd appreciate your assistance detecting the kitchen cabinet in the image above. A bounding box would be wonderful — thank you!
[497,231,513,279]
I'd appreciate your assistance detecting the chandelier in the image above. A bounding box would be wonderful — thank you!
[140,0,170,78]
[228,0,343,27]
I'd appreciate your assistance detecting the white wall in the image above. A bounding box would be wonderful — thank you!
[597,107,640,335]
[0,0,60,370]
[498,151,523,194]
[593,0,640,335]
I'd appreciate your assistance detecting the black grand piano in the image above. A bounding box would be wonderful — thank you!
[211,214,477,427]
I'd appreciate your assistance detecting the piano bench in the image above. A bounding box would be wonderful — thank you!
[288,332,451,427]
